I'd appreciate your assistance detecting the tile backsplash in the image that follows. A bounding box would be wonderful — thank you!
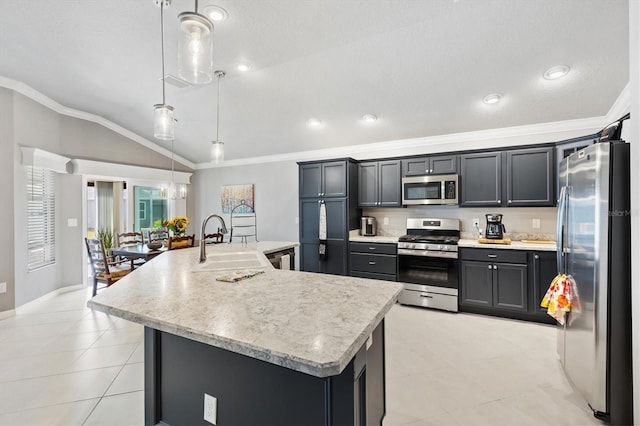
[361,206,557,240]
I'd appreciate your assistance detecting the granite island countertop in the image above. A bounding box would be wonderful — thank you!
[87,241,403,378]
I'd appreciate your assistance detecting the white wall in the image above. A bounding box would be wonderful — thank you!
[4,89,193,310]
[0,88,15,314]
[192,160,299,244]
[628,1,639,421]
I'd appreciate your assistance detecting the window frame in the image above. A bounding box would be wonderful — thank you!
[27,166,56,270]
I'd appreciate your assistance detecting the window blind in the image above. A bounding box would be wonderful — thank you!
[27,166,55,270]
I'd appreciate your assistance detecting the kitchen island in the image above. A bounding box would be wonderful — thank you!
[88,242,402,426]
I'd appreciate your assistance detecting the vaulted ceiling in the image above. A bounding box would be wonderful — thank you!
[0,0,629,166]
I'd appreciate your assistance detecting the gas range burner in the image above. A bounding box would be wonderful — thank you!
[398,234,459,245]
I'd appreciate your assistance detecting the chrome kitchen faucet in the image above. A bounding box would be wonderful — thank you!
[199,214,229,263]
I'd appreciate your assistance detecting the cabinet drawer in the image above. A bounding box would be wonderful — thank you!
[459,248,527,264]
[350,253,397,275]
[350,242,397,255]
[350,270,397,282]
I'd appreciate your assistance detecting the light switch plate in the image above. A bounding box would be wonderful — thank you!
[472,218,480,228]
[204,393,217,424]
[532,218,541,229]
[0,282,6,293]
[383,217,389,225]
[67,218,78,227]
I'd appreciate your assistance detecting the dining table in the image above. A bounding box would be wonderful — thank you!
[110,243,167,262]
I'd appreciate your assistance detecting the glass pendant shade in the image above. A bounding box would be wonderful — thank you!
[178,12,214,85]
[154,104,175,140]
[211,140,224,164]
[168,181,177,200]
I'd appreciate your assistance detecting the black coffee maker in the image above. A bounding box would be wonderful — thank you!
[485,214,506,239]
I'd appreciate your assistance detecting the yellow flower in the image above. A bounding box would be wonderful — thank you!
[163,216,189,235]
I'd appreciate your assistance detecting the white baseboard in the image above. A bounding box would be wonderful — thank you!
[0,309,16,320]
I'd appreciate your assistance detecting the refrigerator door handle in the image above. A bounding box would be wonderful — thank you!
[556,186,567,274]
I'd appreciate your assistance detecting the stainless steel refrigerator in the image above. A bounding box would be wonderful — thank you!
[556,141,632,425]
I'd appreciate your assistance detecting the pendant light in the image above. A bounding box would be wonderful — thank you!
[211,70,225,164]
[178,0,214,85]
[168,139,187,200]
[153,0,175,140]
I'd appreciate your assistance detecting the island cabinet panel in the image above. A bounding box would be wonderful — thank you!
[358,160,401,207]
[459,152,502,206]
[505,147,555,207]
[299,159,360,275]
[144,321,387,426]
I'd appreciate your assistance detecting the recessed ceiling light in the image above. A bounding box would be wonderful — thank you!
[236,63,251,72]
[203,5,228,22]
[483,93,502,105]
[543,65,570,80]
[362,114,378,123]
[307,118,323,127]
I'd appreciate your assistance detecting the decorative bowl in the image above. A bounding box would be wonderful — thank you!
[147,242,163,250]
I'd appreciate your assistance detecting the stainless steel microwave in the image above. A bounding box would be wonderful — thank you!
[402,174,459,205]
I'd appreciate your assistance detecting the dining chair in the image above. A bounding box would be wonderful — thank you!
[85,238,134,297]
[203,232,224,244]
[117,231,145,267]
[168,234,196,250]
[148,228,169,244]
[117,231,144,247]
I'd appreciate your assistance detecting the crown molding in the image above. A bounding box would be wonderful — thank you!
[196,114,610,169]
[606,81,631,121]
[0,76,196,170]
[69,158,191,185]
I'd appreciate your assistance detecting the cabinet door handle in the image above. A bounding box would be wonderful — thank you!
[318,200,321,204]
[368,247,376,250]
[368,261,376,265]
[318,192,321,196]
[420,294,433,299]
[534,254,539,260]
[508,200,512,204]
[493,265,497,270]
[487,254,497,258]
[498,199,502,203]
[488,265,492,269]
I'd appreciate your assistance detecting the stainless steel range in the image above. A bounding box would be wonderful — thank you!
[397,218,460,312]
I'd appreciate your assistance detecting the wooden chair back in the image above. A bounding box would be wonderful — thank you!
[168,234,196,250]
[117,231,144,247]
[85,238,133,296]
[148,228,169,243]
[203,233,224,244]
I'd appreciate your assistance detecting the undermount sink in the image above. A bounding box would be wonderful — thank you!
[192,251,270,272]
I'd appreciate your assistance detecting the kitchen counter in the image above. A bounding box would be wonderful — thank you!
[459,239,557,251]
[88,241,402,424]
[87,241,402,377]
[349,235,399,244]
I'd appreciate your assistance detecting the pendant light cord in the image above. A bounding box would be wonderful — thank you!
[194,0,199,12]
[216,74,220,141]
[160,1,166,105]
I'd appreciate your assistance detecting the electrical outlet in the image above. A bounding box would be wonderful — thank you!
[532,218,541,229]
[295,216,299,225]
[472,218,480,228]
[0,282,5,293]
[204,393,217,424]
[383,217,389,225]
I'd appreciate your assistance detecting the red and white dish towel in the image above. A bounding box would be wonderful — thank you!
[540,274,582,325]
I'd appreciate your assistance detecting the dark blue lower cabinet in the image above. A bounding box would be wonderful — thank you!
[144,321,386,426]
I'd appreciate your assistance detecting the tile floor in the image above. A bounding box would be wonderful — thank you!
[0,287,601,425]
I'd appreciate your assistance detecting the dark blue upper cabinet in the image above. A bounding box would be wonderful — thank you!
[299,161,347,198]
[402,155,458,176]
[358,160,401,208]
[459,152,502,207]
[505,147,555,207]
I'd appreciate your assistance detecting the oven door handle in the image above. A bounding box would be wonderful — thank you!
[397,248,458,259]
[419,294,433,299]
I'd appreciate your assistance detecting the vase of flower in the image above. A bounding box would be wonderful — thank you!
[163,216,189,237]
